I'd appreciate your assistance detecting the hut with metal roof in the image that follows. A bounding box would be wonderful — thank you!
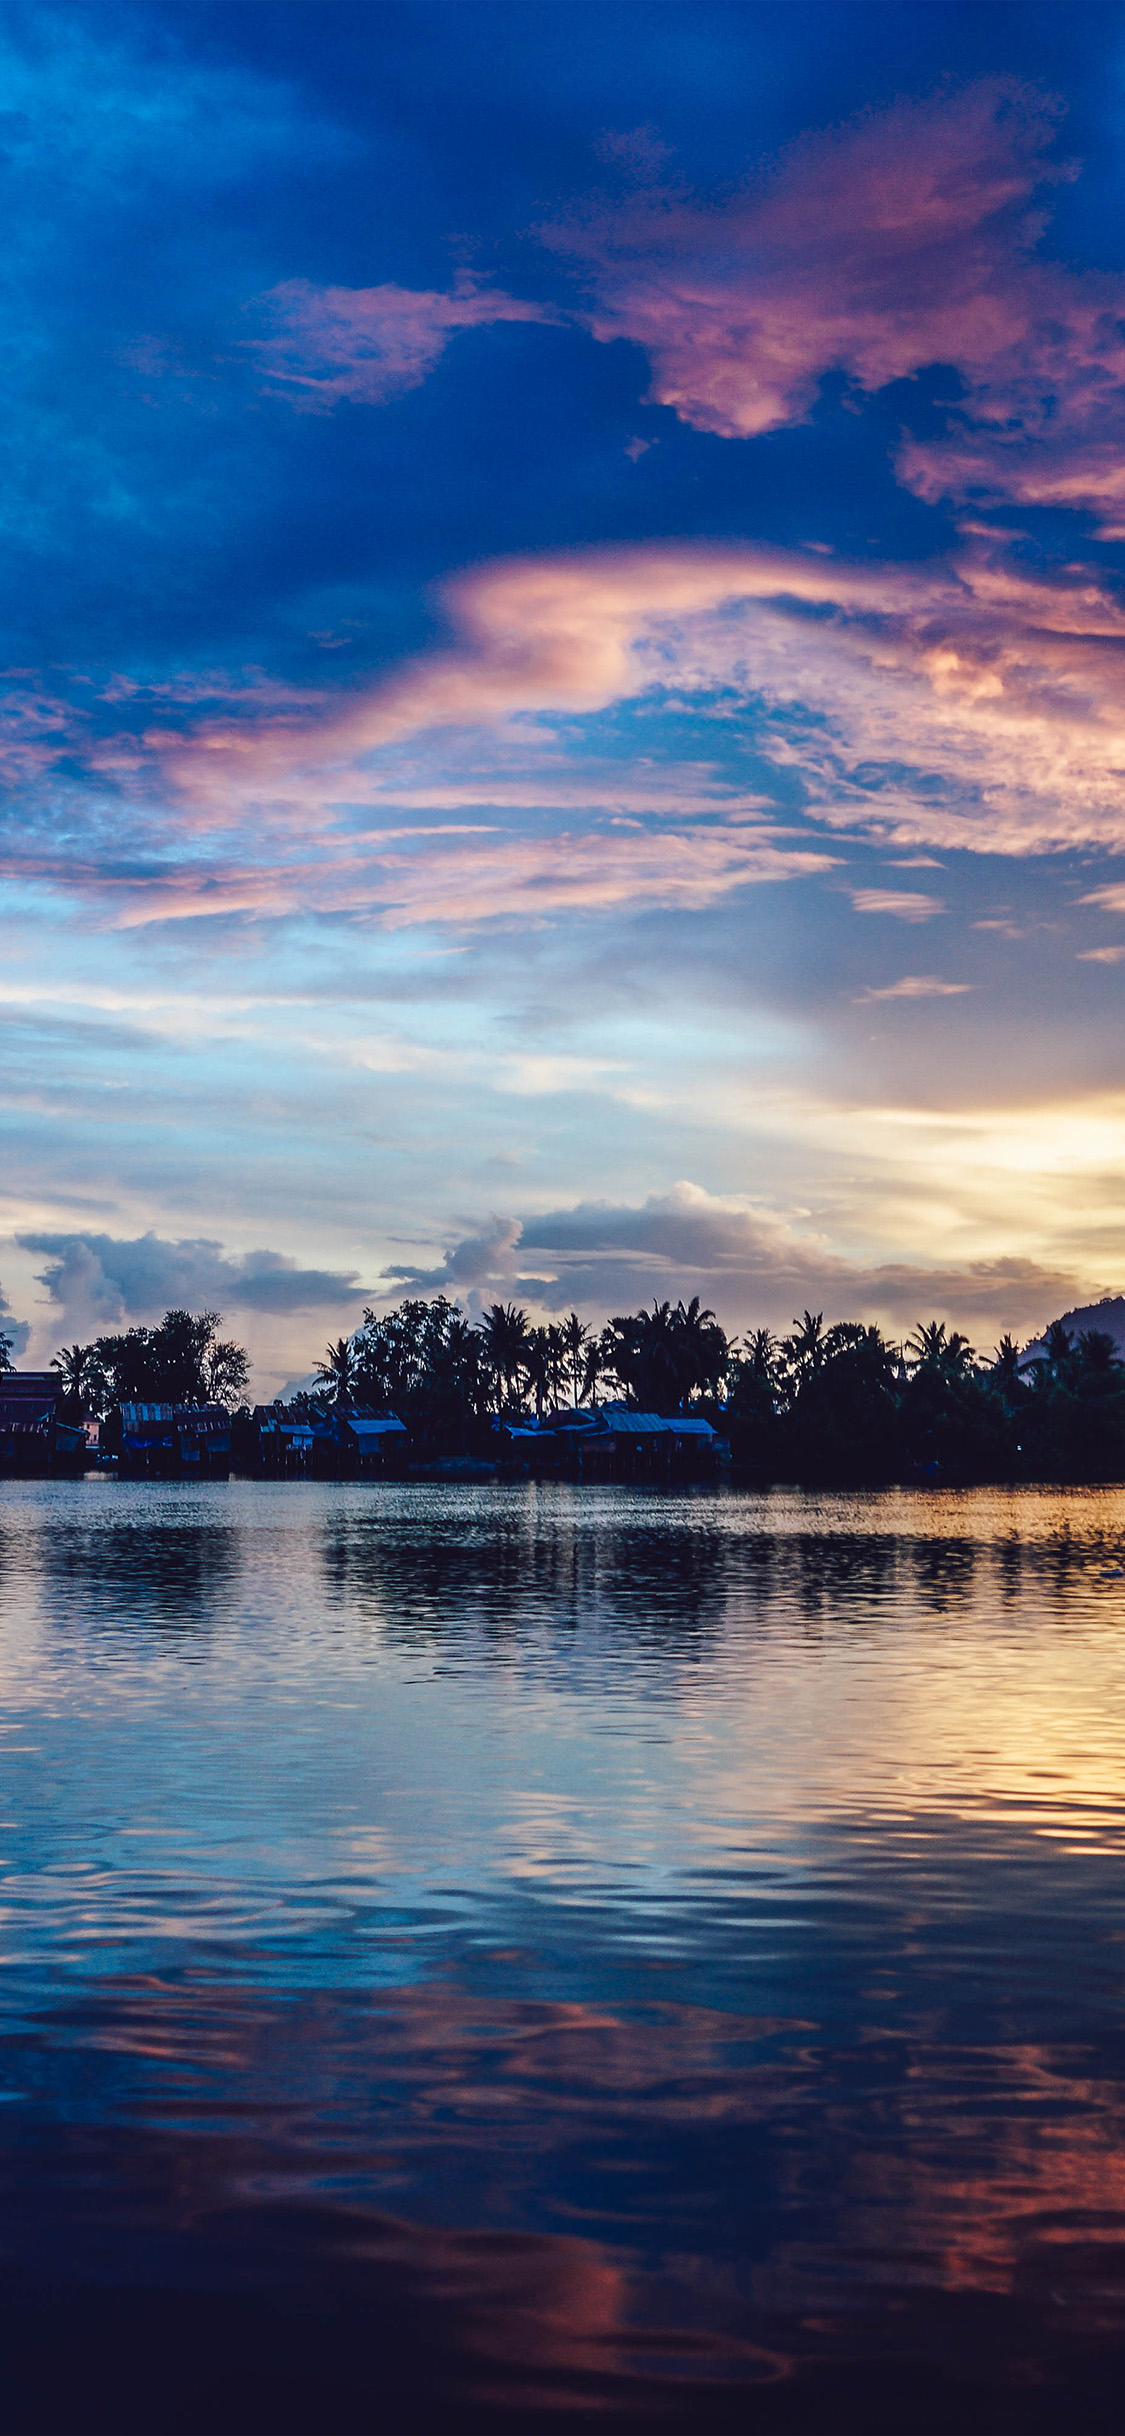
[0,1373,88,1475]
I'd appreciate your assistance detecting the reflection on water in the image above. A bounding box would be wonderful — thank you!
[1,1479,1125,2429]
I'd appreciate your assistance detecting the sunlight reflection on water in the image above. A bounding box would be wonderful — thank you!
[0,1478,1124,2429]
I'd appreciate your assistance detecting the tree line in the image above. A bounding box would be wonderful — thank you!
[0,1309,249,1414]
[724,1312,1125,1482]
[309,1294,729,1433]
[5,1293,1125,1481]
[330,1298,1125,1481]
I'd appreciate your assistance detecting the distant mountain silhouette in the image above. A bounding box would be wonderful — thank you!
[1023,1297,1125,1363]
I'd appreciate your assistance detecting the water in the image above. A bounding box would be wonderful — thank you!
[1,1479,1125,2431]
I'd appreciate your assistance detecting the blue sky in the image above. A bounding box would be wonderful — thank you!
[6,0,1125,1384]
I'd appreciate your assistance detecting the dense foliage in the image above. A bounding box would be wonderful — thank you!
[50,1310,250,1417]
[28,1292,1125,1481]
[724,1314,1125,1483]
[325,1298,1125,1482]
[320,1295,732,1446]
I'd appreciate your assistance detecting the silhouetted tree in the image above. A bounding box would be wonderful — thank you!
[559,1312,593,1408]
[479,1303,531,1413]
[525,1324,566,1418]
[92,1310,249,1411]
[782,1310,826,1382]
[786,1322,899,1482]
[988,1334,1025,1399]
[50,1342,103,1420]
[315,1336,358,1409]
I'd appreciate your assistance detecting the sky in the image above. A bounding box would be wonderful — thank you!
[5,0,1125,1387]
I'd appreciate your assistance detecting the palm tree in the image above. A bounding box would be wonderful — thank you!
[1078,1328,1121,1377]
[438,1313,488,1447]
[672,1297,727,1406]
[909,1320,976,1379]
[784,1310,826,1378]
[908,1319,949,1372]
[989,1334,1024,1394]
[51,1343,97,1406]
[1044,1320,1077,1378]
[314,1336,358,1409]
[741,1328,777,1383]
[479,1303,531,1413]
[559,1312,593,1408]
[525,1325,554,1420]
[629,1302,680,1409]
[581,1330,614,1409]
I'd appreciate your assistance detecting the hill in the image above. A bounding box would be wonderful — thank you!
[1023,1297,1125,1363]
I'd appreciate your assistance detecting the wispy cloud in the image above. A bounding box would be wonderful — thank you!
[252,276,558,410]
[857,974,969,999]
[14,531,1125,934]
[98,537,1125,863]
[850,890,944,921]
[3,823,832,932]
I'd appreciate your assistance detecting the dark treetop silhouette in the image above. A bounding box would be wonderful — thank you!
[6,1293,1125,1485]
[295,1295,1125,1485]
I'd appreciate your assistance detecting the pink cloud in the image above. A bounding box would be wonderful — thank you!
[244,85,1125,529]
[540,79,1125,538]
[545,81,1062,440]
[252,276,557,409]
[94,822,833,930]
[857,975,970,1000]
[0,684,92,786]
[850,889,945,920]
[150,536,1125,860]
[17,530,1125,931]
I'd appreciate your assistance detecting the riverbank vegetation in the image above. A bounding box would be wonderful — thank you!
[5,1291,1125,1485]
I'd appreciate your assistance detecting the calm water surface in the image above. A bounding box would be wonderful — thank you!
[1,1478,1125,2431]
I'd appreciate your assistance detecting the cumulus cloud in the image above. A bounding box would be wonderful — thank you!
[18,1232,372,1328]
[383,1214,526,1295]
[378,1180,1093,1340]
[0,1277,31,1359]
[252,277,556,409]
